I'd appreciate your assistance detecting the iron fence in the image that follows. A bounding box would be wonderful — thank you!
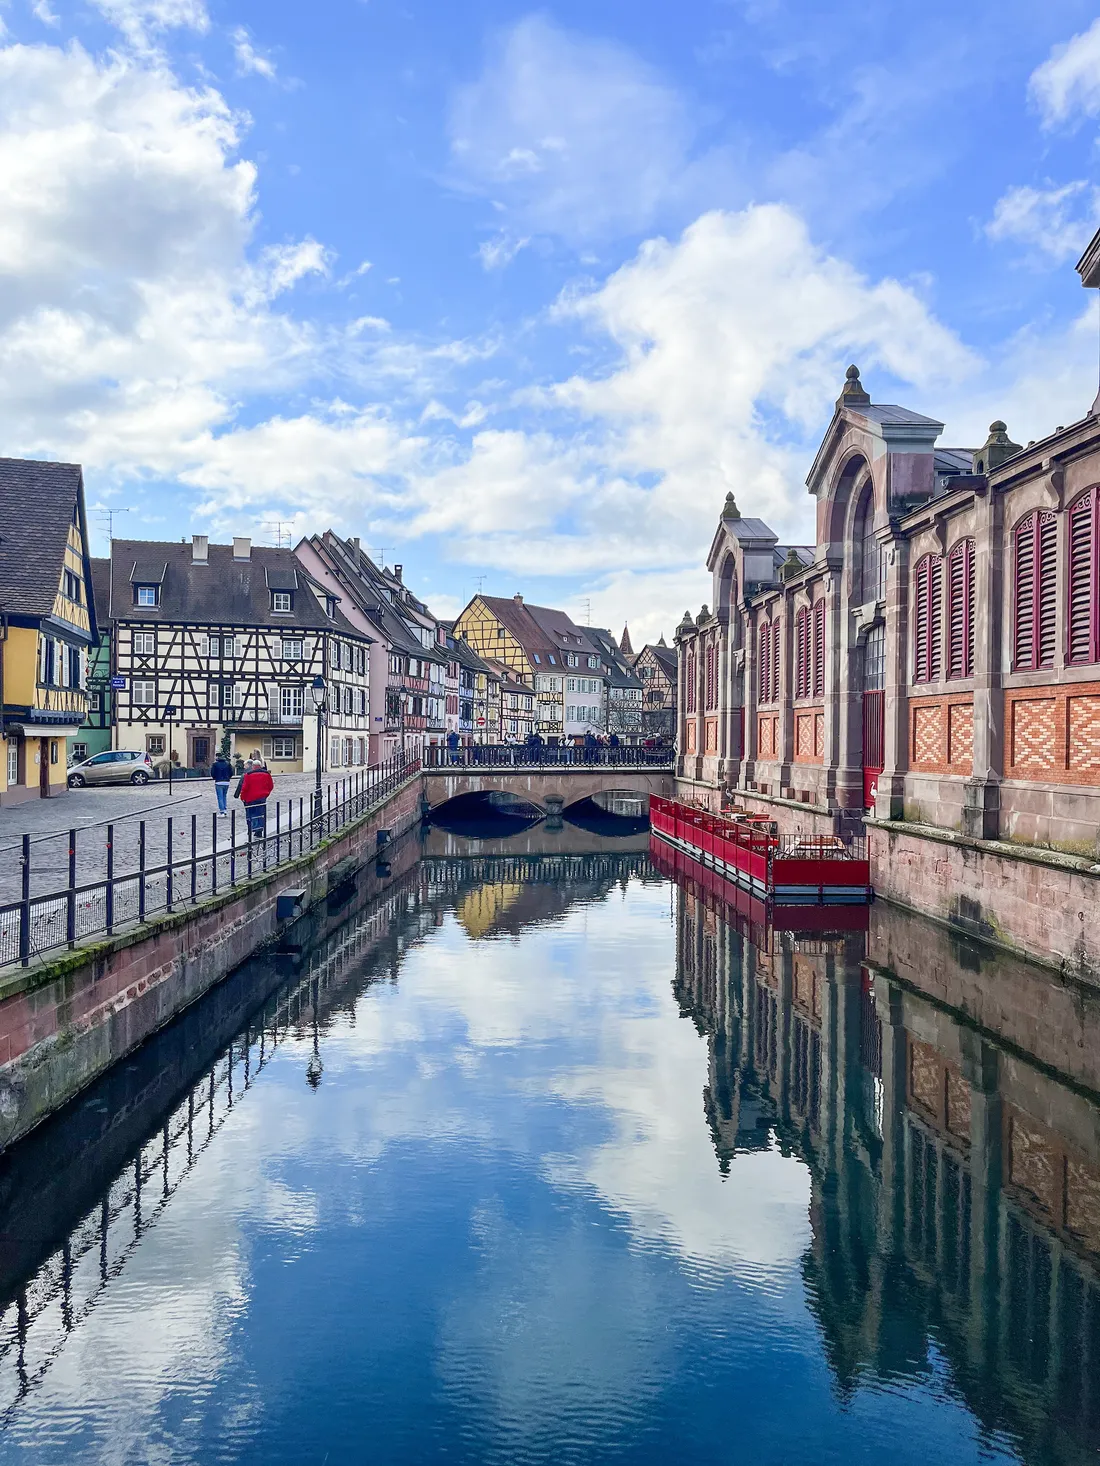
[423,743,674,770]
[0,755,421,971]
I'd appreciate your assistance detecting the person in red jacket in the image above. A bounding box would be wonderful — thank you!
[236,759,274,839]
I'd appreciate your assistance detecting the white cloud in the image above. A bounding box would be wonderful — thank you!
[1030,16,1100,126]
[231,24,277,82]
[449,14,709,247]
[90,0,209,48]
[986,179,1100,263]
[31,0,59,26]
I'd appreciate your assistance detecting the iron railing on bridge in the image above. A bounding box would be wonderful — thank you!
[0,754,421,972]
[423,743,674,771]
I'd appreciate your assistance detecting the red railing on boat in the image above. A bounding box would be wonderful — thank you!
[649,795,871,905]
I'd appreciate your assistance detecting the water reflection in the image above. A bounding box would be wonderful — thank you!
[0,830,1098,1463]
[671,838,1100,1466]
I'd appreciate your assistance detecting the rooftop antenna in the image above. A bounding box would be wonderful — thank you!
[474,575,486,595]
[371,546,391,568]
[96,506,134,542]
[263,520,293,549]
[580,597,592,626]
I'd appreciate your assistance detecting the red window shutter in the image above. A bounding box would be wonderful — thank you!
[813,599,825,698]
[1068,492,1095,665]
[928,556,943,681]
[947,542,966,679]
[771,619,780,703]
[795,607,807,698]
[759,623,770,704]
[1038,512,1057,669]
[914,556,930,683]
[1014,515,1036,670]
[965,540,975,676]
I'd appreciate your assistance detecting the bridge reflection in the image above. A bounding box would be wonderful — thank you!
[672,848,1100,1464]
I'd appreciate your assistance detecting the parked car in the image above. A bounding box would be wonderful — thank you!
[67,750,154,787]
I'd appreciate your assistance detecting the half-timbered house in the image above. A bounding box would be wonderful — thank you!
[0,458,97,804]
[106,536,370,774]
[631,640,678,740]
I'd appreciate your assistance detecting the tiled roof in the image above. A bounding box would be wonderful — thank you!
[318,533,445,662]
[0,457,85,619]
[479,596,604,667]
[108,539,362,634]
[89,557,112,626]
[642,643,677,677]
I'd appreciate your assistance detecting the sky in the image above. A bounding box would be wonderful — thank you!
[1,0,1100,643]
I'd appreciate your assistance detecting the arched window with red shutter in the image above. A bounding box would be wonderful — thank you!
[1068,491,1098,665]
[686,651,696,712]
[812,599,826,698]
[913,554,943,684]
[795,606,810,699]
[758,622,771,705]
[947,539,975,679]
[1013,511,1057,671]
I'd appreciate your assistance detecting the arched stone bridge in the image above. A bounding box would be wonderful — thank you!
[421,765,675,817]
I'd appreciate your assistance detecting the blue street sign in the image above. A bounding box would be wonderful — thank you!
[110,676,127,690]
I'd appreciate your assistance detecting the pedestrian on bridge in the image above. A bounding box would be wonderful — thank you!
[236,759,274,840]
[210,750,234,815]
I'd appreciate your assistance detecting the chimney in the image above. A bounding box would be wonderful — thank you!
[233,536,251,561]
[192,534,208,563]
[350,536,360,551]
[393,564,403,582]
[514,593,523,604]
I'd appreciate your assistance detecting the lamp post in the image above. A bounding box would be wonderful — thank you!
[164,705,177,793]
[310,675,327,819]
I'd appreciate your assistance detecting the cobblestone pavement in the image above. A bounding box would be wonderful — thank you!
[0,769,389,905]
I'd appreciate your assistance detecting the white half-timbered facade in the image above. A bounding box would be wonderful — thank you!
[105,536,370,774]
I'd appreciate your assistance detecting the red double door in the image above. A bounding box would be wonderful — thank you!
[862,690,884,810]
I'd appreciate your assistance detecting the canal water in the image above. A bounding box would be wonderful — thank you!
[0,827,1097,1465]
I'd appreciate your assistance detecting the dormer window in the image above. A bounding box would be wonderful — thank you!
[135,585,159,607]
[325,596,337,619]
[272,591,293,613]
[533,653,541,664]
[548,655,556,665]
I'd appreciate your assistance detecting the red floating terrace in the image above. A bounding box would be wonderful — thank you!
[649,796,872,907]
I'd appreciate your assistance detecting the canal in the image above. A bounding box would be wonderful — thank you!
[0,825,1096,1465]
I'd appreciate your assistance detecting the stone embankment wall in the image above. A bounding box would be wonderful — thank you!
[868,819,1100,987]
[0,776,422,1151]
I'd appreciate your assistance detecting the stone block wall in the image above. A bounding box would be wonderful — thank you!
[0,774,422,1149]
[869,818,1100,986]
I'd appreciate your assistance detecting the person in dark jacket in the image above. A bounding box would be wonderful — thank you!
[446,729,460,764]
[236,761,274,839]
[210,752,234,815]
[583,730,598,763]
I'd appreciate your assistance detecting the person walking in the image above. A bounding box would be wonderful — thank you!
[210,750,234,815]
[446,728,460,765]
[236,758,274,840]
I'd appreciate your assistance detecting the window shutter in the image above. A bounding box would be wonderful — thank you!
[928,556,943,682]
[812,600,825,698]
[947,540,975,679]
[1014,514,1036,669]
[1068,493,1095,665]
[759,623,770,705]
[914,557,930,683]
[1038,512,1057,669]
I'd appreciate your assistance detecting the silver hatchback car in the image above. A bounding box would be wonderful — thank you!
[67,750,154,788]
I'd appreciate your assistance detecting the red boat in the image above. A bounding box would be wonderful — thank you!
[649,795,872,906]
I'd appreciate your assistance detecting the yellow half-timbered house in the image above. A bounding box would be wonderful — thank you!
[0,458,97,804]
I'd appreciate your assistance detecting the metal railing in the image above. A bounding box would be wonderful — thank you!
[423,743,674,770]
[0,754,421,971]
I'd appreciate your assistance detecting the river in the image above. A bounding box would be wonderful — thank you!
[0,825,1095,1465]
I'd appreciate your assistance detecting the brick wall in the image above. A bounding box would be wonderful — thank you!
[793,706,824,765]
[1006,681,1100,786]
[908,694,974,775]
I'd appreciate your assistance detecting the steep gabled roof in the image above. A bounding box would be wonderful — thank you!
[89,557,112,627]
[0,457,91,624]
[108,539,363,635]
[639,643,677,678]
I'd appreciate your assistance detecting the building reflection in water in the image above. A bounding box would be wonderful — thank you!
[661,835,1100,1466]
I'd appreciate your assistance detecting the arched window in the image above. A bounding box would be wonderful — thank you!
[812,599,826,698]
[913,554,943,684]
[686,651,696,712]
[795,606,811,700]
[705,645,716,708]
[947,539,975,680]
[758,622,771,704]
[855,487,883,604]
[1014,511,1057,671]
[1068,491,1099,665]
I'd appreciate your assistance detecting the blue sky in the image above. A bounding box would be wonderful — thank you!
[1,0,1100,640]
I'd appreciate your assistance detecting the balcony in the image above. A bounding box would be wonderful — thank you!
[226,709,304,727]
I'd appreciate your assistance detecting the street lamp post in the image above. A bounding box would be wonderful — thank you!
[164,705,177,794]
[310,675,327,820]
